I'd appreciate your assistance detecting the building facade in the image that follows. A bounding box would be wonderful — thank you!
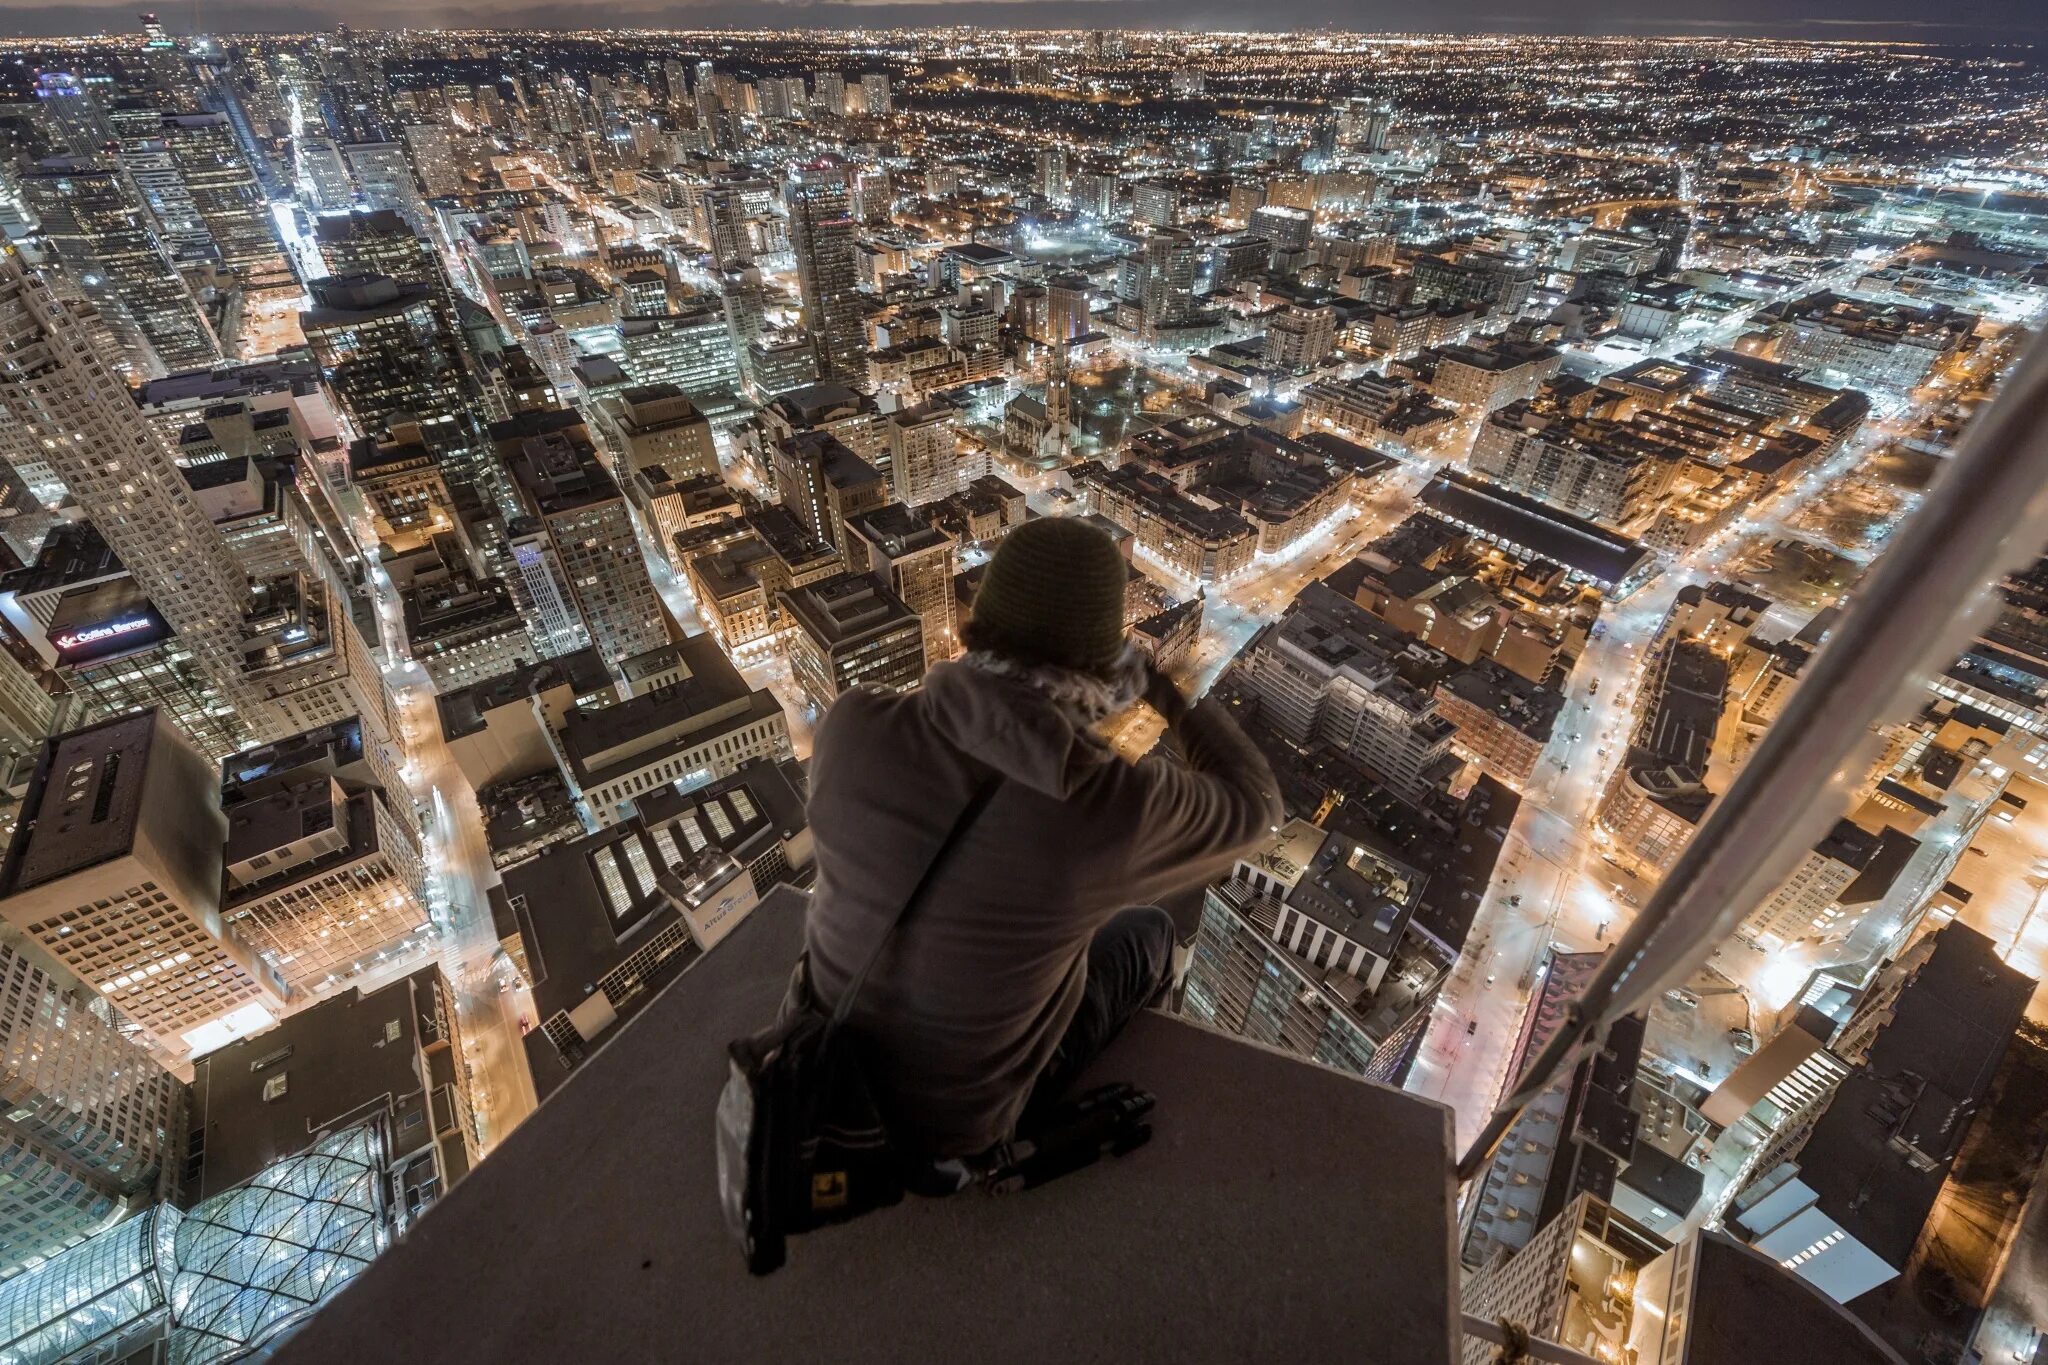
[0,941,188,1276]
[0,712,288,1047]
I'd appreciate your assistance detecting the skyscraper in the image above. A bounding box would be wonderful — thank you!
[1343,100,1395,152]
[721,265,768,395]
[1180,819,1444,1088]
[1036,144,1069,203]
[300,273,481,481]
[786,163,865,381]
[18,162,220,377]
[810,71,846,118]
[1132,180,1180,227]
[161,112,281,276]
[343,141,427,227]
[0,245,250,707]
[313,208,464,346]
[0,711,288,1048]
[1118,228,1200,341]
[781,573,925,710]
[843,503,957,668]
[885,400,975,508]
[219,771,429,993]
[28,71,115,160]
[757,74,805,122]
[770,429,889,555]
[1047,272,1091,342]
[108,100,212,263]
[0,940,188,1276]
[617,306,741,411]
[0,248,390,759]
[294,133,355,211]
[692,60,720,128]
[700,185,752,266]
[503,429,672,668]
[401,122,461,196]
[135,14,191,108]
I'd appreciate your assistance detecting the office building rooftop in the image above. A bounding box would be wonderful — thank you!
[1420,470,1654,591]
[435,648,613,742]
[506,431,619,515]
[764,381,874,429]
[2,712,159,893]
[186,966,455,1201]
[220,716,371,803]
[1793,924,2033,1271]
[781,572,920,650]
[0,520,121,600]
[556,633,770,787]
[301,273,433,327]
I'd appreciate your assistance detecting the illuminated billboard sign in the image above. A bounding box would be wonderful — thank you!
[48,604,172,665]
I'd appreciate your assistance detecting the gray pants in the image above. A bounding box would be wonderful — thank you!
[1019,906,1175,1134]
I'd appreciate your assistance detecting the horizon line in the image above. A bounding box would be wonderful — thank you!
[0,19,2040,44]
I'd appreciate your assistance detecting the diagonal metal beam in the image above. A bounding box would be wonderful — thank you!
[1458,330,2048,1182]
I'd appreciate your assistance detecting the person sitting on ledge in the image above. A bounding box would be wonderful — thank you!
[803,515,1284,1165]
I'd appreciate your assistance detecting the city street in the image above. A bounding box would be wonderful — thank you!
[255,92,2044,1245]
[1173,459,1437,694]
[9,21,2048,1361]
[1408,575,1678,1144]
[363,547,541,1154]
[398,682,541,1151]
[1406,386,1950,1147]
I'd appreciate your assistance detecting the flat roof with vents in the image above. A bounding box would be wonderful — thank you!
[2,712,158,892]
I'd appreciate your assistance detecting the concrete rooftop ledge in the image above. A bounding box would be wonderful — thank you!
[271,888,1460,1364]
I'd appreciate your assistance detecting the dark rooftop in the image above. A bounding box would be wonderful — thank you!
[312,208,412,244]
[844,502,953,561]
[1684,1232,1905,1365]
[1634,640,1729,776]
[301,273,433,327]
[220,716,370,804]
[133,358,317,409]
[435,648,612,743]
[1837,828,1920,908]
[1796,924,2033,1270]
[943,241,1017,265]
[1440,657,1567,745]
[780,573,920,651]
[0,519,121,599]
[780,428,885,493]
[186,966,449,1200]
[507,432,619,515]
[494,759,808,1095]
[557,634,769,787]
[2,712,157,892]
[1420,470,1652,590]
[765,381,874,429]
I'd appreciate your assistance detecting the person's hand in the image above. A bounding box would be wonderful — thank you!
[1143,661,1189,728]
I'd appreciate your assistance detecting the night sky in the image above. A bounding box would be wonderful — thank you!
[0,0,2038,41]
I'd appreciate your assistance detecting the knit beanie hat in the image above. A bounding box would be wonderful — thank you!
[967,516,1129,674]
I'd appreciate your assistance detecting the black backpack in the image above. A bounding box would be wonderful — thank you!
[716,776,1001,1275]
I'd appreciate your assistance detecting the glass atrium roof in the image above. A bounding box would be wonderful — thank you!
[167,1124,388,1365]
[0,1123,389,1365]
[0,1206,175,1365]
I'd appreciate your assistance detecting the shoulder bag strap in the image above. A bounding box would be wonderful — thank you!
[826,769,1002,1033]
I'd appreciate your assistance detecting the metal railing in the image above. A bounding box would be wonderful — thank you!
[1453,331,2048,1184]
